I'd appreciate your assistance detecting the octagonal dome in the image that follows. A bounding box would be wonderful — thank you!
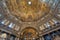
[5,0,50,22]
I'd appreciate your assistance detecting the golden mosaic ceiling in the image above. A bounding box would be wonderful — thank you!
[21,27,38,38]
[5,0,50,22]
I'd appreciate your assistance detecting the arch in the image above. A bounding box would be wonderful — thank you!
[20,27,39,39]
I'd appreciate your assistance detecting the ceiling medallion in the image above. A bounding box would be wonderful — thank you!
[5,0,50,22]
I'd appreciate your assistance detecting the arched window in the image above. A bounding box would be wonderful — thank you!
[1,19,7,25]
[14,25,20,31]
[8,23,15,28]
[44,22,50,29]
[40,25,45,31]
[0,14,2,17]
[41,0,50,3]
[52,19,59,24]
